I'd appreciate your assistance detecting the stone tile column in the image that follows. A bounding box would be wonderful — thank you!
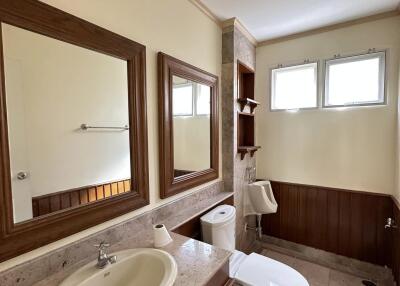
[221,18,257,252]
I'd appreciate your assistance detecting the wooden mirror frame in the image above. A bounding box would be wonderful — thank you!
[158,53,219,198]
[0,0,149,262]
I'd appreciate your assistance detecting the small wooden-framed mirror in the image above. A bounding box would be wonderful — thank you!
[158,53,219,198]
[0,0,148,261]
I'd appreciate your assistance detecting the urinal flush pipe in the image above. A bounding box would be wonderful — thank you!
[245,214,263,239]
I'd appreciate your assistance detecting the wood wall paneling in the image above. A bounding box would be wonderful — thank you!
[262,181,392,266]
[391,199,400,284]
[174,169,195,177]
[32,179,132,217]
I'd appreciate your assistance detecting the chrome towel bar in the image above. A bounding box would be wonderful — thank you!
[80,124,129,131]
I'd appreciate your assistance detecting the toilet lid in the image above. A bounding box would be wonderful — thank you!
[234,253,309,286]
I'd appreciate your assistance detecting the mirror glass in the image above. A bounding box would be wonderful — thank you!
[2,24,132,223]
[172,76,211,178]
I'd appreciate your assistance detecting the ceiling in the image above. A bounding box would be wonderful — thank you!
[199,0,400,42]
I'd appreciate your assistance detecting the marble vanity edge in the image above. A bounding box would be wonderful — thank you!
[0,180,233,286]
[34,232,233,286]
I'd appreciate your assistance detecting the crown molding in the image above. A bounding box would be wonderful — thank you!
[258,9,400,47]
[188,1,400,49]
[188,1,257,45]
[188,0,221,27]
[222,17,257,46]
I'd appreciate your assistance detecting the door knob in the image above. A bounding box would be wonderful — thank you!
[17,171,28,180]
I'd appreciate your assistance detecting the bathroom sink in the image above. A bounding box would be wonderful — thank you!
[60,248,177,286]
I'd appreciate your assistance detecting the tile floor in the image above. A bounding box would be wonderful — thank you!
[260,249,385,286]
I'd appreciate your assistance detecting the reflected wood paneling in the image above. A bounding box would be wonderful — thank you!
[262,181,392,266]
[174,169,194,177]
[32,179,131,217]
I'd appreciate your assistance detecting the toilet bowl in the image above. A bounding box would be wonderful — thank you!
[201,205,309,286]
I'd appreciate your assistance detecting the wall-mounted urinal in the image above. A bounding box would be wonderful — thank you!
[244,180,278,239]
[244,181,278,216]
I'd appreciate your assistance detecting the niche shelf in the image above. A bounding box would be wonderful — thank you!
[237,98,260,113]
[237,60,259,113]
[237,61,260,160]
[238,146,261,160]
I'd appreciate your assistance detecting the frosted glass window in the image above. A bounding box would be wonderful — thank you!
[173,84,193,116]
[196,84,211,115]
[271,62,318,110]
[324,52,386,107]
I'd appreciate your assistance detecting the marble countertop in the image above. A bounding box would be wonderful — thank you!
[160,234,232,286]
[0,183,233,286]
[33,233,232,286]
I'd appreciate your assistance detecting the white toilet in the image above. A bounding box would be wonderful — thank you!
[201,205,309,286]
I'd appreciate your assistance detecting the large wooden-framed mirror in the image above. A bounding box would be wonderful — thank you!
[158,53,219,198]
[0,0,149,262]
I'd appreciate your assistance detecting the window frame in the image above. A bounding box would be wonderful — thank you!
[195,84,211,116]
[172,82,194,117]
[172,82,211,117]
[323,51,387,108]
[270,61,319,112]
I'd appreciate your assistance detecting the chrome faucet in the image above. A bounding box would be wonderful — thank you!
[94,242,117,269]
[385,218,398,229]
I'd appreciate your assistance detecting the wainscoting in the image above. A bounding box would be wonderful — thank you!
[32,179,131,217]
[392,199,400,284]
[262,181,392,267]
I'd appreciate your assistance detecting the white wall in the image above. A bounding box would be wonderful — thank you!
[0,0,221,270]
[4,24,130,204]
[174,116,210,171]
[256,16,400,195]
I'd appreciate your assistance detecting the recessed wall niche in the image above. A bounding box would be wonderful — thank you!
[237,61,260,160]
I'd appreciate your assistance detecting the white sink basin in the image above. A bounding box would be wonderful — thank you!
[60,248,177,286]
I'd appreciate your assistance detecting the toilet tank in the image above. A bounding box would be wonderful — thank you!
[200,204,236,251]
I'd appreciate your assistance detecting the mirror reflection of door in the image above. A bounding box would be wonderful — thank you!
[172,76,211,178]
[2,23,132,223]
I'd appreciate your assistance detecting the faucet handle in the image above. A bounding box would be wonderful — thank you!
[94,241,110,250]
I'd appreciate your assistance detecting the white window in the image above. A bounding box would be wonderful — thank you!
[324,51,386,107]
[195,84,211,115]
[173,84,193,116]
[271,62,318,110]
